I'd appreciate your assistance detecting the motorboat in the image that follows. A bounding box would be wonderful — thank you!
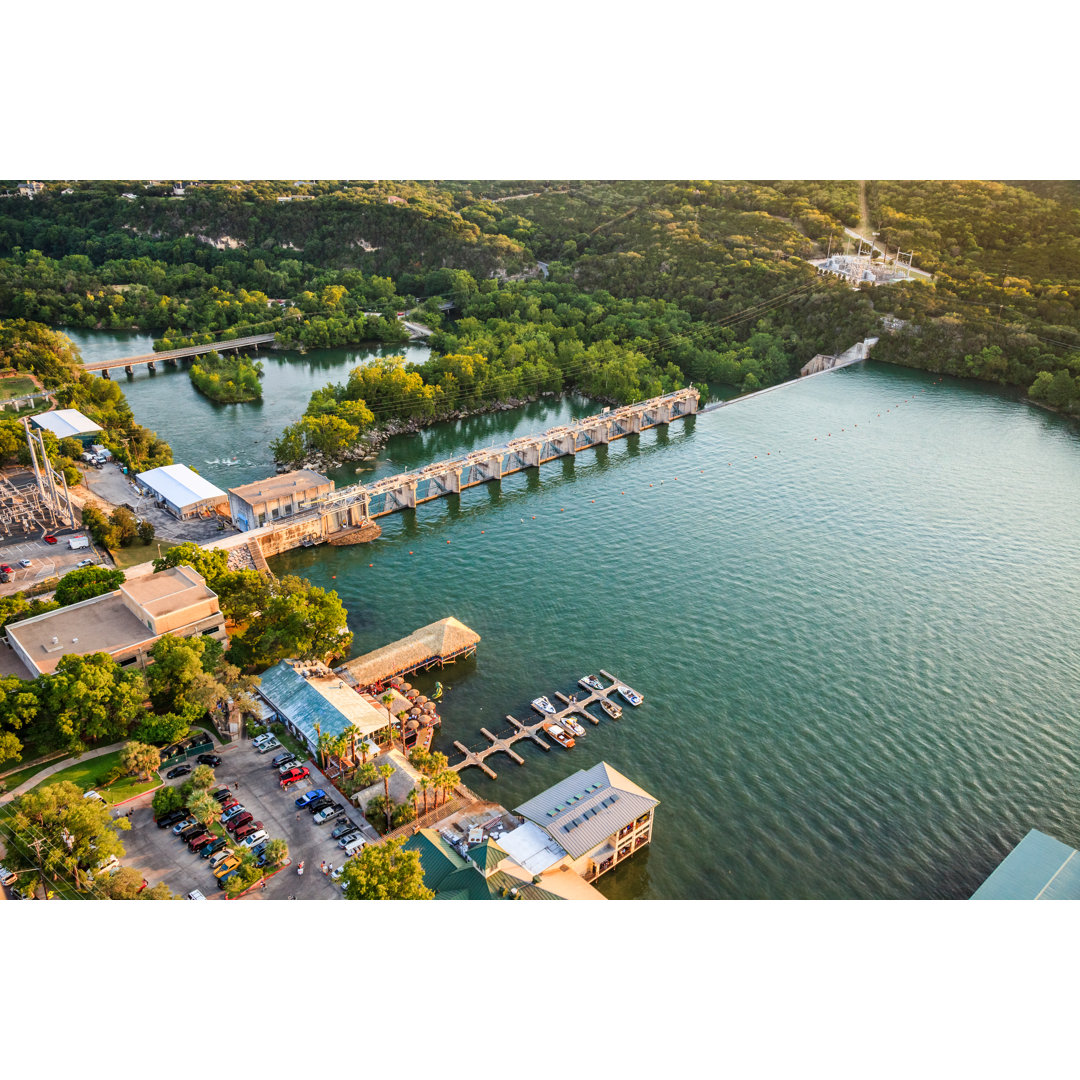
[543,722,575,749]
[579,674,604,691]
[600,699,622,720]
[531,696,557,715]
[562,715,586,737]
[616,685,643,706]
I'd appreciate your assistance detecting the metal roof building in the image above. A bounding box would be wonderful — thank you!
[30,408,102,443]
[515,761,658,881]
[971,829,1080,900]
[136,464,227,520]
[256,658,387,754]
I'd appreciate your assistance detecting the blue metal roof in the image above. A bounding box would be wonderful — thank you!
[256,661,354,749]
[971,829,1080,900]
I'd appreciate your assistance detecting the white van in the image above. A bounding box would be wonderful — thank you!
[342,836,366,857]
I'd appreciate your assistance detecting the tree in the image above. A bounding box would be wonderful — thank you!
[145,634,226,722]
[263,837,288,868]
[109,506,139,547]
[340,836,433,900]
[96,866,174,899]
[419,775,432,816]
[435,769,457,808]
[152,542,229,589]
[377,764,394,834]
[187,788,218,825]
[120,740,161,781]
[380,692,395,744]
[39,653,146,753]
[135,710,190,747]
[137,518,155,544]
[152,785,184,818]
[0,674,41,766]
[5,780,130,895]
[190,764,216,791]
[54,566,126,606]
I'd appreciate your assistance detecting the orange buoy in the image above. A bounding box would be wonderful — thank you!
[409,551,413,554]
[481,530,485,533]
[446,539,451,543]
[369,563,373,567]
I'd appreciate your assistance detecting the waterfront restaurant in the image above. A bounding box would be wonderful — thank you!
[514,761,659,882]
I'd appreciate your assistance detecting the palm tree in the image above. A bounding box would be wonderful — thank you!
[317,731,334,772]
[419,775,432,816]
[380,692,395,746]
[377,764,394,833]
[437,769,457,808]
[410,789,421,827]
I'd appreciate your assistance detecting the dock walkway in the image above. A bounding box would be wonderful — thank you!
[450,670,639,779]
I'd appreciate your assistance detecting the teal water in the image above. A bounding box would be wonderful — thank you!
[58,328,1080,899]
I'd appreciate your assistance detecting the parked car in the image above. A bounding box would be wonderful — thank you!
[212,856,241,878]
[196,753,221,767]
[279,766,309,786]
[279,760,305,776]
[330,820,357,840]
[201,838,228,859]
[216,869,240,890]
[256,738,282,754]
[18,559,31,568]
[220,798,239,813]
[0,565,12,574]
[75,558,95,568]
[271,752,296,768]
[178,824,207,843]
[337,830,363,849]
[212,788,232,802]
[342,837,366,857]
[225,811,253,833]
[250,842,268,859]
[0,865,17,887]
[233,821,264,840]
[252,732,276,748]
[221,804,247,822]
[156,808,188,828]
[307,796,334,815]
[239,830,268,848]
[171,816,197,834]
[166,764,192,779]
[188,833,215,852]
[313,805,343,825]
[330,865,344,882]
[294,789,326,809]
[44,535,58,544]
[209,848,235,868]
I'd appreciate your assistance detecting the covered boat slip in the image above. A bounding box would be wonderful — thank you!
[970,829,1080,900]
[338,617,480,690]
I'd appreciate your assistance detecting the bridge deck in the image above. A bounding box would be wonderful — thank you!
[84,333,277,372]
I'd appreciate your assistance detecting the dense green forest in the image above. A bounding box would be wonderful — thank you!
[188,351,263,403]
[2,179,1079,433]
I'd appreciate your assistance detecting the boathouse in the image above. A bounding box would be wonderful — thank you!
[514,761,658,882]
[136,463,227,520]
[339,617,480,689]
[970,829,1080,900]
[228,469,333,532]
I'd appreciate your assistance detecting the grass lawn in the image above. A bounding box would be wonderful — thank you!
[108,539,179,571]
[26,749,162,805]
[0,759,60,791]
[0,376,39,401]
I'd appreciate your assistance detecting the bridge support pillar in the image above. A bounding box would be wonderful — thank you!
[147,361,156,373]
[445,469,462,494]
[101,369,111,380]
[626,411,642,434]
[125,365,134,376]
[165,357,178,367]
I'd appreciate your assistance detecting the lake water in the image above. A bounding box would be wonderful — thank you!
[59,328,1080,899]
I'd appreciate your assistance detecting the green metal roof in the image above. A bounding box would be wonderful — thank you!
[431,866,563,901]
[467,839,508,873]
[402,829,467,891]
[971,829,1080,900]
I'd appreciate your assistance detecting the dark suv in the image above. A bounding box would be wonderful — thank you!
[307,796,334,815]
[197,753,222,767]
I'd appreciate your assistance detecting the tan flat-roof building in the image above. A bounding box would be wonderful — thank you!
[5,565,227,677]
[228,469,333,532]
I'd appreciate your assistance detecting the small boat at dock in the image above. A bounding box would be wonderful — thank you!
[543,722,575,749]
[600,699,622,720]
[531,696,557,715]
[616,685,643,706]
[579,675,604,691]
[561,715,586,737]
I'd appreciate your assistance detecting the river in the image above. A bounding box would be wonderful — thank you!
[59,328,1080,899]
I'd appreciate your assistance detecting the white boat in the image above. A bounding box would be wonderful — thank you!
[616,685,643,707]
[579,675,604,691]
[531,696,557,715]
[543,722,575,749]
[562,715,586,737]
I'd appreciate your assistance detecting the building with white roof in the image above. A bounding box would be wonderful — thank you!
[136,464,227,519]
[515,761,659,882]
[30,408,102,444]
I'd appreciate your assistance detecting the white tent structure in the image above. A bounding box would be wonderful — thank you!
[136,464,226,519]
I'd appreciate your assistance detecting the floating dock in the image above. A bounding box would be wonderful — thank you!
[450,670,641,779]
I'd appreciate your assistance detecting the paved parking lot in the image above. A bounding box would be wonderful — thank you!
[119,740,368,900]
[0,533,108,597]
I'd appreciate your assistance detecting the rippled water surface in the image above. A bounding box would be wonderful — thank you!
[63,329,1080,899]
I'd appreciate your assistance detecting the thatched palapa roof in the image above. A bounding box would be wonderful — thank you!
[342,617,480,688]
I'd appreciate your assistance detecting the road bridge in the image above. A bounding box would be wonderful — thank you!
[84,333,278,377]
